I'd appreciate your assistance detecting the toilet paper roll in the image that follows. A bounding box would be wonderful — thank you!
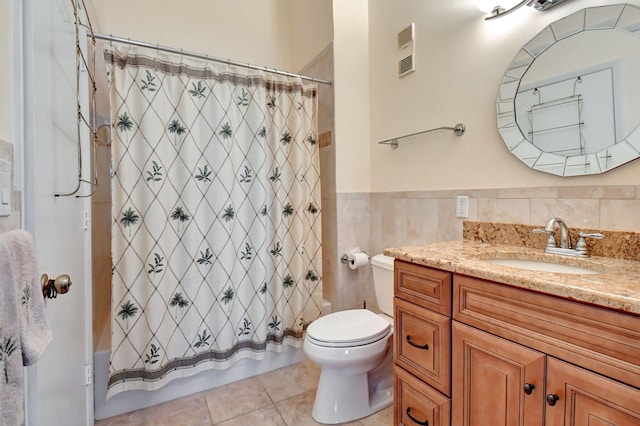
[348,252,369,270]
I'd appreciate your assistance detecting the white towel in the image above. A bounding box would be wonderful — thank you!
[0,230,52,426]
[2,230,52,366]
[0,237,24,426]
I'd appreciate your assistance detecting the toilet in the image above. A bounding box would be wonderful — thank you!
[303,253,395,424]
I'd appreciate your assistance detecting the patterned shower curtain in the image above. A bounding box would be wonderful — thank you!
[105,47,322,397]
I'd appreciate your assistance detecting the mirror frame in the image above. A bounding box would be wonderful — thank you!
[497,3,640,176]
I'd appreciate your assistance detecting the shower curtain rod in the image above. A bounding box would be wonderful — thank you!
[91,33,333,86]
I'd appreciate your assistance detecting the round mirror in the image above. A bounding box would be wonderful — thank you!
[497,3,640,176]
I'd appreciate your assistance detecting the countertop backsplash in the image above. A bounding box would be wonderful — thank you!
[463,220,640,262]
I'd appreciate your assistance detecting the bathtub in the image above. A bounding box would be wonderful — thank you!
[93,320,306,420]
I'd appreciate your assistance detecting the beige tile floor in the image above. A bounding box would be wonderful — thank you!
[95,359,394,425]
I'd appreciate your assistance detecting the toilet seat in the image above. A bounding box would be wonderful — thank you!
[306,309,392,348]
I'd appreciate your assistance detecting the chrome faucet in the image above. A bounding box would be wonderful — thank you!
[545,217,571,249]
[533,217,604,257]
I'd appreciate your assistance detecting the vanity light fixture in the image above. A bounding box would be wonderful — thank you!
[476,0,570,20]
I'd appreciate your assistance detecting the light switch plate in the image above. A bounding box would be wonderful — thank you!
[0,159,12,217]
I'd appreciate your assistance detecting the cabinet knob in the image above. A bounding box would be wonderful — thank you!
[406,335,429,350]
[523,383,535,395]
[546,394,560,406]
[406,407,429,425]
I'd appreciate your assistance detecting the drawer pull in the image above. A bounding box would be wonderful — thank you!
[406,407,429,425]
[546,394,560,406]
[406,335,429,350]
[523,383,535,395]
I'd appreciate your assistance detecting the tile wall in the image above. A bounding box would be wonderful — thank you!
[299,44,337,313]
[333,184,640,312]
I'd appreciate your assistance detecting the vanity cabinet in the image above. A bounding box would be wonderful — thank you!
[453,274,640,426]
[393,259,640,426]
[394,260,452,426]
[453,320,640,425]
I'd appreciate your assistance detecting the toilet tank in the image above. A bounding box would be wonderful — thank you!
[371,254,395,317]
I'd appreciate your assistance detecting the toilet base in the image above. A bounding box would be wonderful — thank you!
[310,345,393,424]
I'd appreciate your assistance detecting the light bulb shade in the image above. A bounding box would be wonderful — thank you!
[476,0,498,12]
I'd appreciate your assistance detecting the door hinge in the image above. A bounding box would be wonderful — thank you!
[85,364,92,386]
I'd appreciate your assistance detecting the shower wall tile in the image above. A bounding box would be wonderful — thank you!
[93,143,112,204]
[92,199,112,340]
[319,143,335,202]
[299,42,336,314]
[320,198,337,306]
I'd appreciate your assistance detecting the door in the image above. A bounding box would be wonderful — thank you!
[452,321,545,426]
[545,358,640,425]
[20,0,93,424]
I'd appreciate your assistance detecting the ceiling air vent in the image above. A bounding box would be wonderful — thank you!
[397,23,415,78]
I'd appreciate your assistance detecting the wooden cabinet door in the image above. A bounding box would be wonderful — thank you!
[545,358,640,425]
[395,366,451,426]
[452,322,545,426]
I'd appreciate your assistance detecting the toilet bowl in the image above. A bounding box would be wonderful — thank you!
[303,254,395,424]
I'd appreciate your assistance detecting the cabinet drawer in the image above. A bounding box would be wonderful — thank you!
[395,366,451,426]
[395,297,451,396]
[395,260,452,316]
[454,274,640,389]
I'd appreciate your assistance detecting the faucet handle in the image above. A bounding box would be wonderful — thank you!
[575,232,604,256]
[533,228,556,248]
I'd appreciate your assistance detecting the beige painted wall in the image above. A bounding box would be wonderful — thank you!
[0,0,13,142]
[368,0,640,192]
[92,0,295,70]
[333,0,370,193]
[290,0,333,72]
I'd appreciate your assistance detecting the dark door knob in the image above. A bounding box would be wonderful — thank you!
[523,383,535,395]
[546,394,560,406]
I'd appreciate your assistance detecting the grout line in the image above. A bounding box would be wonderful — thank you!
[264,386,289,425]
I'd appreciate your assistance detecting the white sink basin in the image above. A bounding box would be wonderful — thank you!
[486,258,600,275]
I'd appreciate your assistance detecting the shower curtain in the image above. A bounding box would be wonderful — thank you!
[105,47,322,397]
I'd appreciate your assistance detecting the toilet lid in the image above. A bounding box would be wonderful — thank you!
[306,309,391,348]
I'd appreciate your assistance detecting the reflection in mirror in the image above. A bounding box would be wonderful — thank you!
[497,3,640,176]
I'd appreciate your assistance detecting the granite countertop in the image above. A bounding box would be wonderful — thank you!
[384,240,640,315]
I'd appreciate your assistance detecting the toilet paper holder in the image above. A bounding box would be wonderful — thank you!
[340,250,370,265]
